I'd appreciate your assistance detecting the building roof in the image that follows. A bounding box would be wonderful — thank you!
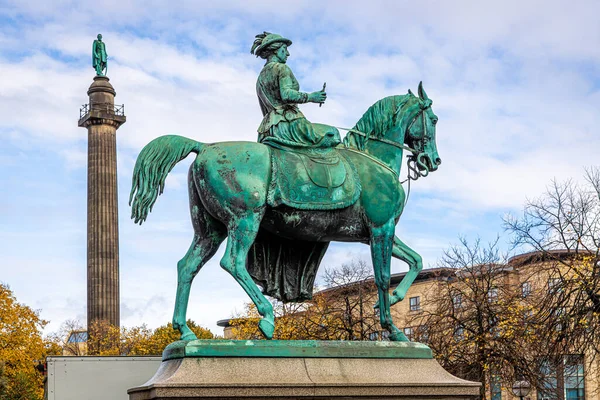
[507,249,593,267]
[217,249,594,328]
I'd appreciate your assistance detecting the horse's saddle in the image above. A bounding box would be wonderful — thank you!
[267,148,361,210]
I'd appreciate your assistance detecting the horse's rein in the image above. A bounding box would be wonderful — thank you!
[343,147,399,178]
[337,127,418,154]
[336,104,432,181]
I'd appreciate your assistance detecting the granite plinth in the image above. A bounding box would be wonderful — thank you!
[128,340,480,399]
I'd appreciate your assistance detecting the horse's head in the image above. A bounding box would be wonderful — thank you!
[404,82,441,176]
[344,85,441,178]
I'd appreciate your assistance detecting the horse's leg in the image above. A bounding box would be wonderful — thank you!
[173,233,225,340]
[173,175,226,340]
[370,221,409,342]
[220,213,275,339]
[388,236,423,307]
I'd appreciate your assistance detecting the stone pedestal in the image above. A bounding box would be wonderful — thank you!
[128,340,480,399]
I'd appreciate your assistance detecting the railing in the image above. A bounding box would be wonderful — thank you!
[80,103,125,119]
[80,104,90,119]
[114,104,125,116]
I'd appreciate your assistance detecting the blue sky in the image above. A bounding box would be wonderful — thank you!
[1,0,599,335]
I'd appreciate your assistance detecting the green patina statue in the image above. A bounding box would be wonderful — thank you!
[92,34,107,76]
[251,32,339,149]
[130,32,442,343]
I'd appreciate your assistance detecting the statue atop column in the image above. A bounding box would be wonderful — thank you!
[92,34,108,76]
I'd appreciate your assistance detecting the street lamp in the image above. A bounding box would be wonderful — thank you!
[511,380,531,400]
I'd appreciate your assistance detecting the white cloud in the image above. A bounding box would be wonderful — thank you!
[1,0,599,336]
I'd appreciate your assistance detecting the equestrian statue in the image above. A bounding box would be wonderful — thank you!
[129,32,442,342]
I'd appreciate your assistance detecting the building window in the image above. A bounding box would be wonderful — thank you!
[537,355,585,400]
[452,293,463,309]
[417,325,429,343]
[548,277,562,293]
[488,315,500,337]
[381,331,390,341]
[490,374,502,400]
[67,331,88,343]
[409,296,421,311]
[521,281,532,297]
[368,331,379,341]
[523,310,534,333]
[564,355,585,400]
[403,327,413,341]
[488,288,498,302]
[554,307,567,331]
[454,326,464,340]
[538,359,558,400]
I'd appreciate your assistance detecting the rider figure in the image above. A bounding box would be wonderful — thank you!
[251,32,341,150]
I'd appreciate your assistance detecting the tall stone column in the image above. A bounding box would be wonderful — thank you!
[78,76,126,331]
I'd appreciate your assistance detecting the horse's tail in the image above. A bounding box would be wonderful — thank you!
[129,135,203,224]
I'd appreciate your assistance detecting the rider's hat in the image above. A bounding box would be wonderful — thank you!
[251,32,292,57]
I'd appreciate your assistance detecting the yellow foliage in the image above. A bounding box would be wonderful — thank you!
[230,289,380,341]
[0,283,47,399]
[86,319,214,356]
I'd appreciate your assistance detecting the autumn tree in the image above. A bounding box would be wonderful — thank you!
[86,320,126,355]
[231,259,380,340]
[140,321,214,355]
[504,167,600,397]
[58,319,214,356]
[406,239,549,400]
[46,319,87,356]
[0,283,47,400]
[229,301,308,340]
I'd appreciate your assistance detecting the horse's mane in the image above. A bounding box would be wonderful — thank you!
[344,94,414,150]
[353,94,412,138]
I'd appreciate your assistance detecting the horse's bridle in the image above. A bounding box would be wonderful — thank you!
[406,101,433,180]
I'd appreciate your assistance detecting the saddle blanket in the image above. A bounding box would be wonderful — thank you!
[267,148,361,210]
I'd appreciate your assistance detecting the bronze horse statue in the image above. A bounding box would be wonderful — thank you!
[129,83,440,342]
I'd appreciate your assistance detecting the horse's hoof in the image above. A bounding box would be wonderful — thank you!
[389,331,410,342]
[258,318,275,339]
[389,293,405,306]
[180,328,198,341]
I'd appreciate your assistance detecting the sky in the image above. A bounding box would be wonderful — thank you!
[0,0,599,336]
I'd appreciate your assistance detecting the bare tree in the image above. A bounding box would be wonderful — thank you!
[231,259,380,340]
[45,319,87,356]
[408,238,549,400]
[504,167,600,398]
[504,168,600,352]
[308,259,380,340]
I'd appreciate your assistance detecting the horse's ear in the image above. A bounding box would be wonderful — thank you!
[418,81,429,101]
[408,89,414,96]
